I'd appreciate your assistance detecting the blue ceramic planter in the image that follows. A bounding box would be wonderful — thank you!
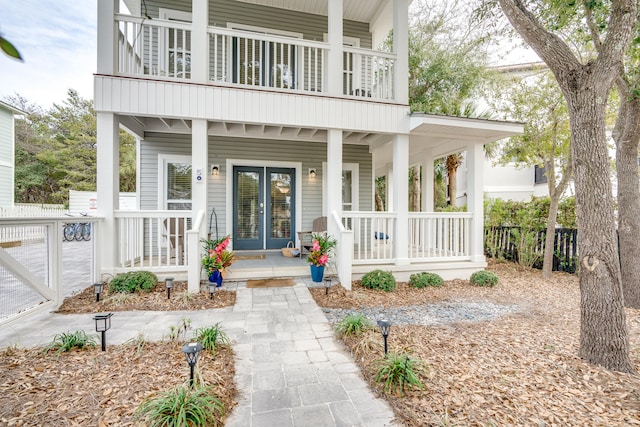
[209,270,223,287]
[310,265,325,283]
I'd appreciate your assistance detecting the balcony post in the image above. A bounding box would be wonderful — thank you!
[97,0,118,74]
[393,134,409,265]
[393,0,409,104]
[96,112,120,275]
[327,0,343,96]
[466,142,485,263]
[191,0,209,82]
[190,119,208,292]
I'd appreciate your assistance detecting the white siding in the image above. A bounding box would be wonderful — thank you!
[140,133,372,233]
[0,107,14,207]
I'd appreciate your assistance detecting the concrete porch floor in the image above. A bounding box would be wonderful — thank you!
[227,250,327,281]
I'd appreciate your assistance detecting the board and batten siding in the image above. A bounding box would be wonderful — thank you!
[140,133,372,234]
[143,0,372,47]
[0,107,15,207]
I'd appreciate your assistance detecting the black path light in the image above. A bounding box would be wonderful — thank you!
[377,318,392,356]
[208,281,216,299]
[165,277,174,299]
[182,342,204,387]
[94,312,113,351]
[93,281,104,302]
[324,278,332,295]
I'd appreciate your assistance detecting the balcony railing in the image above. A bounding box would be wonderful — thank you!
[115,14,396,100]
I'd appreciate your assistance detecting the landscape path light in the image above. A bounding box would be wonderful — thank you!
[94,312,113,351]
[165,277,174,299]
[93,281,104,302]
[324,278,332,295]
[377,318,392,356]
[208,281,216,299]
[182,342,204,387]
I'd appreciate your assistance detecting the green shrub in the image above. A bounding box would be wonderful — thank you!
[44,331,96,353]
[470,270,499,287]
[408,272,444,288]
[335,313,372,337]
[135,385,224,427]
[374,352,427,396]
[109,271,158,293]
[361,270,396,292]
[194,323,230,353]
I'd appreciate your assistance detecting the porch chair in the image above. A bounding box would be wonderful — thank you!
[297,216,327,258]
[163,217,186,264]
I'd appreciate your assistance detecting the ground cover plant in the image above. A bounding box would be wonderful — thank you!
[408,271,444,288]
[0,339,236,425]
[109,271,158,293]
[310,260,640,426]
[361,269,397,292]
[56,279,235,313]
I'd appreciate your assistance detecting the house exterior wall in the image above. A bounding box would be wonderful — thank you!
[0,106,15,207]
[139,133,372,232]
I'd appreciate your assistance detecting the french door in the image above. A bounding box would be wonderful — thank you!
[233,166,295,250]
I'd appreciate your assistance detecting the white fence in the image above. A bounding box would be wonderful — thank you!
[341,211,397,264]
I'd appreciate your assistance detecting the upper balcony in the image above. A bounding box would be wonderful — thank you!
[99,0,407,105]
[115,15,396,101]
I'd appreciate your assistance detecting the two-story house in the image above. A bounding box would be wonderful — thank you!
[95,0,523,291]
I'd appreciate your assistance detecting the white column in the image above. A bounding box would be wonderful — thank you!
[191,0,208,82]
[422,149,434,212]
[393,0,409,104]
[327,0,343,96]
[96,112,120,275]
[393,134,409,265]
[326,129,343,237]
[190,119,208,292]
[466,142,485,263]
[97,0,118,74]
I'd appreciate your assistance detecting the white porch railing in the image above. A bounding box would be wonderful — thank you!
[341,211,473,264]
[114,14,397,100]
[331,211,353,290]
[114,210,191,272]
[342,211,397,264]
[408,212,472,261]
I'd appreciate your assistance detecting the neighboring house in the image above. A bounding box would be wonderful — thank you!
[95,0,523,290]
[0,101,24,208]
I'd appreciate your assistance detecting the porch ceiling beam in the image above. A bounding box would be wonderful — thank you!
[181,119,191,130]
[158,118,172,129]
[118,115,145,139]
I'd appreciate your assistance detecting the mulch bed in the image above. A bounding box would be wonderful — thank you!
[311,260,640,426]
[56,280,235,313]
[0,341,236,426]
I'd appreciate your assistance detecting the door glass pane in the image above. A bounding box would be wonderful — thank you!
[167,162,192,210]
[270,172,291,239]
[342,170,353,211]
[237,171,260,239]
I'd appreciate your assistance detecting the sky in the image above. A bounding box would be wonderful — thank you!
[0,0,96,109]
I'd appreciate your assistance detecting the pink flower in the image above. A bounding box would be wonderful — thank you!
[312,240,321,252]
[318,254,328,266]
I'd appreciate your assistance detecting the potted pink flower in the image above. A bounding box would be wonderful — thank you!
[201,236,235,286]
[306,233,336,282]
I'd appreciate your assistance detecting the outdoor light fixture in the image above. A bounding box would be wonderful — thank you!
[208,281,216,299]
[93,281,104,302]
[166,277,174,299]
[211,164,220,176]
[377,318,392,356]
[94,312,113,352]
[308,168,317,178]
[182,342,204,387]
[324,278,332,295]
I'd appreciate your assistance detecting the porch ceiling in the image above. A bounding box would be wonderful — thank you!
[120,115,387,145]
[234,0,388,23]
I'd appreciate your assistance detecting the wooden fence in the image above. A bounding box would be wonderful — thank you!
[484,226,578,273]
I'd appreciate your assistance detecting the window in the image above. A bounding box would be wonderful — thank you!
[534,165,548,185]
[159,155,192,210]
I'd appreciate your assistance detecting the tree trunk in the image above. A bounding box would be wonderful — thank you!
[541,194,560,279]
[448,171,457,208]
[375,192,384,212]
[410,166,421,211]
[567,89,632,372]
[614,97,640,308]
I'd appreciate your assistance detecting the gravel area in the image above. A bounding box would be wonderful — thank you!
[321,300,519,326]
